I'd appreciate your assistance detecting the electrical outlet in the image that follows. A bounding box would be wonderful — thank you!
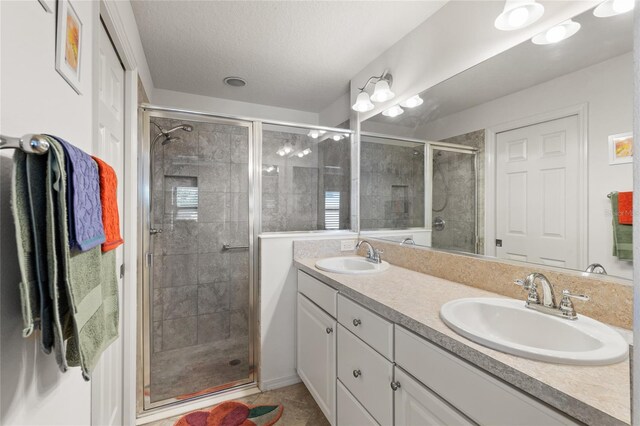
[341,239,356,251]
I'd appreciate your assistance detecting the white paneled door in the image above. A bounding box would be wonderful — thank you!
[496,115,580,269]
[92,23,125,426]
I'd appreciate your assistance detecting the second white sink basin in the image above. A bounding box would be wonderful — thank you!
[315,256,390,275]
[440,298,628,365]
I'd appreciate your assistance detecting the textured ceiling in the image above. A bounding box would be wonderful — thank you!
[366,7,633,132]
[131,1,446,113]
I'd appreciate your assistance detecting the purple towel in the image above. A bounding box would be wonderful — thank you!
[48,136,106,251]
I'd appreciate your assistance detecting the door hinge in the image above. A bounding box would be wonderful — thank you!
[120,263,125,278]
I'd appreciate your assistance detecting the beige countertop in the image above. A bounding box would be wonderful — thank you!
[295,257,631,425]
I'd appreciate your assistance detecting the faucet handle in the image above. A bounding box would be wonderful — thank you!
[373,248,384,263]
[514,277,540,304]
[559,290,589,319]
[513,279,529,289]
[561,290,589,301]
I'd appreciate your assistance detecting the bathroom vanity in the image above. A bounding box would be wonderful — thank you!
[294,258,630,426]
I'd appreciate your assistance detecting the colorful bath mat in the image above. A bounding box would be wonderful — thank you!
[175,401,284,426]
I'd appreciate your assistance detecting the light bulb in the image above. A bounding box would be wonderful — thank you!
[283,143,293,154]
[352,91,375,112]
[400,95,424,108]
[545,25,567,43]
[297,152,304,158]
[382,105,404,118]
[332,135,342,141]
[308,130,319,139]
[277,149,285,156]
[507,7,530,27]
[495,0,544,31]
[612,0,634,13]
[303,148,312,155]
[532,20,580,45]
[370,79,395,103]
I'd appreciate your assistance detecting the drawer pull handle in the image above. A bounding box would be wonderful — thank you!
[390,381,401,391]
[326,327,333,334]
[352,318,362,327]
[352,369,362,378]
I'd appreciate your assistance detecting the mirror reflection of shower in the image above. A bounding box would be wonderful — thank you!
[149,121,193,235]
[432,150,449,213]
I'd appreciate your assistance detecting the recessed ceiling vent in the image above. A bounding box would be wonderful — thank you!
[223,76,247,87]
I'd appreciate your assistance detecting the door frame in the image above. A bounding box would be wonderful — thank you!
[484,103,588,265]
[96,2,141,425]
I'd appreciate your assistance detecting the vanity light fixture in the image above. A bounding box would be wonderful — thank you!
[277,141,294,156]
[494,0,545,31]
[307,130,326,139]
[382,105,404,118]
[593,0,635,17]
[532,19,581,45]
[352,92,375,112]
[400,95,424,108]
[352,70,395,112]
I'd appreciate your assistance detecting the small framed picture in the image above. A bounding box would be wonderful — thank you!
[55,0,82,94]
[608,132,633,165]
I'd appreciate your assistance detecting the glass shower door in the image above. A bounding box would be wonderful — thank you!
[429,146,478,254]
[143,112,254,409]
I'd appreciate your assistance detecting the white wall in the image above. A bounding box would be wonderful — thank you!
[318,93,350,128]
[258,232,356,389]
[0,1,97,424]
[418,53,633,280]
[350,1,600,122]
[153,88,319,125]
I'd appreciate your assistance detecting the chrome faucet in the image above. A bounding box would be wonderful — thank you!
[356,240,384,264]
[400,237,415,245]
[514,272,589,320]
[585,263,607,275]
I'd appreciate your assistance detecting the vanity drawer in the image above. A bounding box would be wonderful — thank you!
[338,325,393,425]
[337,380,380,426]
[337,294,393,360]
[298,271,337,317]
[395,326,579,426]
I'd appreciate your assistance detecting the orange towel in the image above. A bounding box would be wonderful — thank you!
[618,191,633,225]
[92,156,124,252]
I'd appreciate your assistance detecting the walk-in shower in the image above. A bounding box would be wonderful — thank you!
[138,107,353,414]
[140,109,255,411]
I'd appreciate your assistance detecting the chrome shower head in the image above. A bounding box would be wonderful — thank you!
[151,122,193,146]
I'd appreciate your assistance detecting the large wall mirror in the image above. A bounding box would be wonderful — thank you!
[360,6,633,282]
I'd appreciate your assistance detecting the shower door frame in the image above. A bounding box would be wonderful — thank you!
[426,142,479,254]
[137,107,261,413]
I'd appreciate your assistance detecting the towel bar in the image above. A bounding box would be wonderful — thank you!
[222,243,249,251]
[0,133,50,154]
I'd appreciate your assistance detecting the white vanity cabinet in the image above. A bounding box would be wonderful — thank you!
[393,367,473,426]
[297,272,338,425]
[296,269,580,426]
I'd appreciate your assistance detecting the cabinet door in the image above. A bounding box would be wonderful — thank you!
[297,293,336,425]
[337,380,379,426]
[394,368,473,426]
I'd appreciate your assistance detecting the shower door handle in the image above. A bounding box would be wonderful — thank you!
[222,243,249,251]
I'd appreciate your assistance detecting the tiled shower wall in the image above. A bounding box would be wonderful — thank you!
[149,117,250,400]
[432,129,485,254]
[262,129,350,232]
[360,142,425,229]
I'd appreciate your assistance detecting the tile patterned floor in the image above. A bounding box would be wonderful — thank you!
[147,383,330,426]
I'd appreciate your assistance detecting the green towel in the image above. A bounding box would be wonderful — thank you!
[11,150,40,337]
[611,192,633,261]
[47,137,119,380]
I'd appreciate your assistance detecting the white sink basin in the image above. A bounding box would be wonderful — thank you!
[440,298,628,365]
[315,256,390,275]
